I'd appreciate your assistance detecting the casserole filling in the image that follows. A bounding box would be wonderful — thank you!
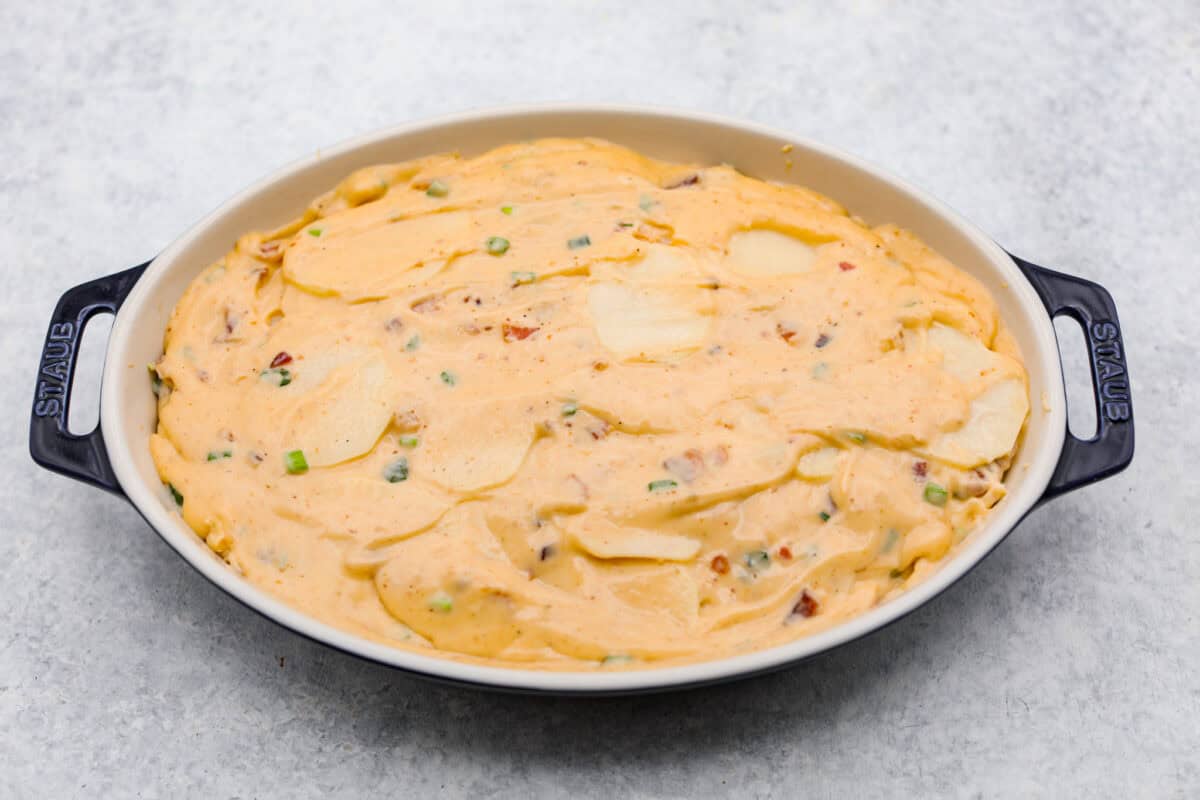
[149,138,1029,668]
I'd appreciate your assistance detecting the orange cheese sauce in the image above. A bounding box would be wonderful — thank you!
[149,139,1028,669]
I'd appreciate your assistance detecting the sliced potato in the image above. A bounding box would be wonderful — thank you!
[588,282,713,360]
[284,353,393,467]
[567,518,701,561]
[920,378,1028,467]
[927,323,1009,383]
[421,399,539,492]
[725,229,819,277]
[795,447,840,481]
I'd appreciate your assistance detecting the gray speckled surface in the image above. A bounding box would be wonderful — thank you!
[3,1,1198,797]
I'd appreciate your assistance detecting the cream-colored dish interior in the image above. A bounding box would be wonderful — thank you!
[142,136,1033,670]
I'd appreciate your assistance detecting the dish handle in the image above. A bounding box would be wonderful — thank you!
[1010,255,1134,501]
[29,262,150,495]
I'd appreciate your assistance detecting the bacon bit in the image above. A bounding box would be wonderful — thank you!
[385,317,404,332]
[664,448,705,482]
[588,421,612,440]
[913,460,929,478]
[502,322,539,342]
[666,173,700,189]
[196,369,210,383]
[270,351,293,368]
[219,428,236,442]
[814,333,831,349]
[710,554,730,574]
[257,241,282,260]
[707,445,729,466]
[776,323,797,343]
[838,261,857,272]
[778,545,793,560]
[792,590,819,618]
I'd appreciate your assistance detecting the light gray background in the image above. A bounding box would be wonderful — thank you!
[3,1,1197,797]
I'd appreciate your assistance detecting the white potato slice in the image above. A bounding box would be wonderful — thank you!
[725,229,818,277]
[421,399,538,492]
[795,447,840,481]
[927,323,1004,383]
[284,353,393,467]
[920,379,1028,467]
[567,518,701,562]
[588,282,713,360]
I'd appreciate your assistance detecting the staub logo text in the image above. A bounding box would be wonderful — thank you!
[1090,320,1130,423]
[34,322,74,418]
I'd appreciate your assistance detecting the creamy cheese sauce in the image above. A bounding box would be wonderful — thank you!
[149,138,1029,669]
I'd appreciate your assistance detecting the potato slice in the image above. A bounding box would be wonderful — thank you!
[588,282,713,360]
[796,447,840,481]
[284,353,392,467]
[421,399,539,492]
[927,323,1006,383]
[920,379,1028,468]
[725,229,819,277]
[567,518,700,562]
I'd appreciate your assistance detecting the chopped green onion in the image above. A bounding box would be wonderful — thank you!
[744,550,770,570]
[567,234,592,250]
[924,482,949,507]
[510,271,537,286]
[425,179,449,197]
[617,221,634,228]
[500,205,514,215]
[307,227,322,237]
[812,362,829,379]
[440,370,456,386]
[602,654,633,665]
[486,236,510,255]
[405,334,421,351]
[648,479,678,492]
[260,367,292,387]
[639,195,656,211]
[561,401,578,417]
[383,457,410,483]
[882,529,899,552]
[167,483,183,507]
[206,450,233,461]
[818,511,831,522]
[428,591,453,612]
[284,450,308,475]
[846,431,866,444]
[399,436,420,448]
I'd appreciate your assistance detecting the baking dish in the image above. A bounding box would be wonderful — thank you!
[29,106,1133,694]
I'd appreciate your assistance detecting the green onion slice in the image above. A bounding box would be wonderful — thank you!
[486,236,510,255]
[383,457,410,483]
[439,370,456,386]
[399,436,420,448]
[510,271,537,286]
[428,591,453,612]
[648,479,678,492]
[923,482,948,507]
[284,450,308,474]
[260,367,292,387]
[206,450,233,461]
[561,401,578,417]
[167,483,183,506]
[567,234,592,250]
[425,179,449,197]
[744,550,770,570]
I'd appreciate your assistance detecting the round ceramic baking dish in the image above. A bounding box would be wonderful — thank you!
[29,106,1134,695]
